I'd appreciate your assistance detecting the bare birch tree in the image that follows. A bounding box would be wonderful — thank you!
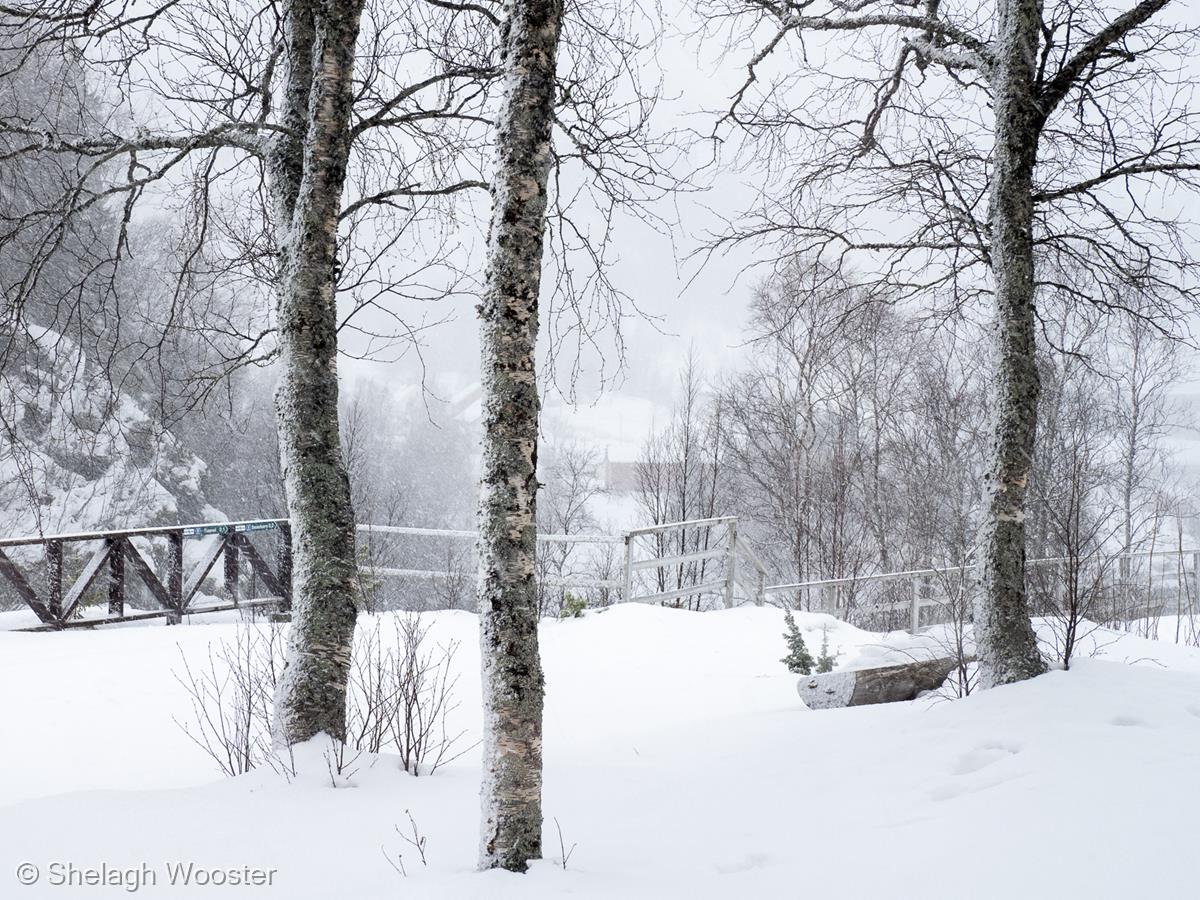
[0,0,500,740]
[265,0,366,744]
[475,0,564,873]
[705,0,1200,686]
[472,0,676,867]
[1108,311,1183,566]
[537,440,603,615]
[633,352,728,607]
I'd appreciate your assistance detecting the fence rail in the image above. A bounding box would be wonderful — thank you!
[356,523,626,604]
[22,515,1186,637]
[0,518,292,630]
[619,516,767,609]
[2,515,774,628]
[764,548,1200,637]
[360,518,763,607]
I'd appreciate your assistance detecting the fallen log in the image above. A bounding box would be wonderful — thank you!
[797,656,969,710]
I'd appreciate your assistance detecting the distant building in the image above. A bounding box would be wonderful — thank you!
[601,458,640,494]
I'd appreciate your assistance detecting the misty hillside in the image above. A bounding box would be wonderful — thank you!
[0,327,215,538]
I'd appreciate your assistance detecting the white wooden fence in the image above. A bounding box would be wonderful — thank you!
[358,516,770,608]
[620,516,767,608]
[358,523,625,591]
[359,518,1200,636]
[764,548,1200,635]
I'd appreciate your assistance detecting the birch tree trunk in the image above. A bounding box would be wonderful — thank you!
[974,0,1047,688]
[270,0,366,744]
[476,0,564,873]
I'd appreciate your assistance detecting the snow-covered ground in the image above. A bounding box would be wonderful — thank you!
[1,606,1197,898]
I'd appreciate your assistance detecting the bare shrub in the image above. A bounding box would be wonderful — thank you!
[386,613,470,776]
[925,571,978,698]
[324,737,364,787]
[175,613,469,778]
[347,615,469,773]
[346,618,396,754]
[172,624,286,776]
[381,810,428,878]
[553,817,577,870]
[1031,555,1118,669]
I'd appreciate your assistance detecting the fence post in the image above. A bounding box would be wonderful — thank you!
[107,537,125,616]
[1193,551,1199,618]
[622,533,633,603]
[224,533,240,605]
[910,574,920,634]
[166,531,183,624]
[274,523,293,620]
[756,568,765,607]
[46,540,63,621]
[724,520,738,609]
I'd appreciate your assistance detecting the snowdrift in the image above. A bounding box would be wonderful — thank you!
[0,605,1196,899]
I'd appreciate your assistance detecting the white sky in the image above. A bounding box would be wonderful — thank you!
[336,4,1200,467]
[340,9,767,412]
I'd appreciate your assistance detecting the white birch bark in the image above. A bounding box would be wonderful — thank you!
[269,0,365,744]
[975,0,1175,687]
[974,0,1047,687]
[476,0,564,873]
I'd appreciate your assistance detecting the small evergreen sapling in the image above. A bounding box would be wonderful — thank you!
[816,626,837,674]
[781,610,814,675]
[559,593,587,619]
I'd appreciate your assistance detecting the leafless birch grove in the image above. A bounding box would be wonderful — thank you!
[2,0,1200,884]
[706,0,1200,684]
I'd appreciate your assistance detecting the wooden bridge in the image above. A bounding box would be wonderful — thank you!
[0,519,292,630]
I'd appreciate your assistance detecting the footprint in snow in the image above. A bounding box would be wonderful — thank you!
[928,743,1023,802]
[1110,714,1148,728]
[950,742,1021,776]
[715,852,774,874]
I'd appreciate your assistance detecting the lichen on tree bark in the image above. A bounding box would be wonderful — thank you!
[269,0,365,744]
[974,0,1048,688]
[476,0,564,874]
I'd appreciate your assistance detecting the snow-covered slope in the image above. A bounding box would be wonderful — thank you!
[0,328,215,539]
[0,606,1196,899]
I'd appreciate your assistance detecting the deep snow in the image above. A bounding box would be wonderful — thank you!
[0,605,1197,898]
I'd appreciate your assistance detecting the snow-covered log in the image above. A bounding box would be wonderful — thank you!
[797,657,966,710]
